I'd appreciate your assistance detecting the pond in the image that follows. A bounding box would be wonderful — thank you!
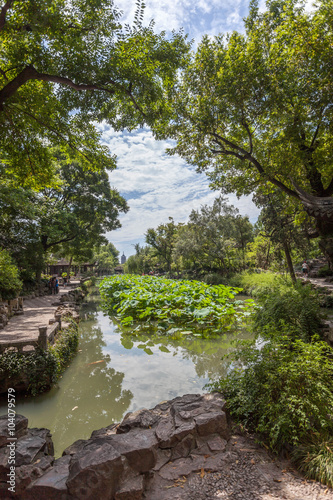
[0,290,253,458]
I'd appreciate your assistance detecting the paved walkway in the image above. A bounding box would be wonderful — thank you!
[0,282,80,346]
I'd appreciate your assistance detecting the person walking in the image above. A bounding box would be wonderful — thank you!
[302,260,309,278]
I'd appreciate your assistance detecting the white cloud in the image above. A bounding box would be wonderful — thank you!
[98,126,260,257]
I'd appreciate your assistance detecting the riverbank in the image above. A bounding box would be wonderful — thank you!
[0,281,85,395]
[0,393,331,499]
[0,281,81,350]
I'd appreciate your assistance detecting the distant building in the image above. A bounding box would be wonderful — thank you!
[120,252,127,264]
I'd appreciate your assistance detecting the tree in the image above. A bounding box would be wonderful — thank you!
[157,0,333,265]
[37,150,128,253]
[0,0,189,186]
[94,243,119,275]
[173,197,254,276]
[145,218,179,274]
[0,149,128,279]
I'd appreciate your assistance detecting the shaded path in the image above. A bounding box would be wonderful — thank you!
[0,282,79,348]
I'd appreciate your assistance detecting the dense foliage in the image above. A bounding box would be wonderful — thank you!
[0,0,189,186]
[210,338,333,452]
[99,275,254,336]
[0,321,78,395]
[253,280,323,342]
[0,248,22,300]
[155,0,333,264]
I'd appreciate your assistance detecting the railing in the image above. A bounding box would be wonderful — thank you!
[0,315,62,355]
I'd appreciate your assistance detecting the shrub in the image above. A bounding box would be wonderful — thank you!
[229,271,290,297]
[254,280,323,342]
[210,338,333,453]
[202,273,228,285]
[0,322,79,395]
[0,249,22,300]
[317,265,333,278]
[291,436,333,488]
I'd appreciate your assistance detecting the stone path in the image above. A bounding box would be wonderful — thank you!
[0,282,80,347]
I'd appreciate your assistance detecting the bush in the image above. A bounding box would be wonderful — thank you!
[229,271,290,297]
[0,322,79,395]
[210,338,333,453]
[291,436,333,488]
[317,265,333,278]
[254,280,323,342]
[202,273,228,285]
[0,249,22,300]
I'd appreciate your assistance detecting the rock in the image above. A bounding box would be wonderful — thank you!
[66,442,124,499]
[26,455,71,499]
[108,428,158,473]
[115,470,144,500]
[0,415,28,448]
[194,411,229,439]
[15,455,54,495]
[4,393,233,499]
[116,408,159,434]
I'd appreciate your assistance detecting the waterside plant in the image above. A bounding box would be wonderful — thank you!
[99,275,255,336]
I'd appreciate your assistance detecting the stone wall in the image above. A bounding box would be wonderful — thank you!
[0,393,230,499]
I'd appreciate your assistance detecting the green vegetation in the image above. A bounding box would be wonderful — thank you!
[99,275,254,336]
[0,322,79,395]
[229,270,287,297]
[210,338,333,453]
[0,249,22,300]
[291,436,333,488]
[1,0,189,187]
[156,0,333,266]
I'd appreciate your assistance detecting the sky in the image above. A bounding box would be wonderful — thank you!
[101,0,311,258]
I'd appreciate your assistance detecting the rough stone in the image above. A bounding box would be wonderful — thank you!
[116,408,159,434]
[66,442,124,499]
[107,428,158,473]
[115,471,144,500]
[194,410,229,439]
[0,414,28,448]
[26,455,71,500]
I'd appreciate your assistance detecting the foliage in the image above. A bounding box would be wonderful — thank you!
[49,321,79,370]
[0,248,22,300]
[93,243,119,274]
[229,270,288,297]
[172,197,254,277]
[156,0,333,263]
[124,244,159,275]
[253,280,323,342]
[0,322,79,395]
[145,218,179,273]
[0,0,190,186]
[0,148,127,280]
[209,339,333,452]
[291,435,333,488]
[317,265,333,278]
[99,274,254,336]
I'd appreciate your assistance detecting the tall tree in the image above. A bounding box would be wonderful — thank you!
[157,0,333,264]
[0,0,189,186]
[0,149,128,278]
[145,218,179,274]
[173,197,253,276]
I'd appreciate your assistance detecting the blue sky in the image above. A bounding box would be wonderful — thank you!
[101,0,311,258]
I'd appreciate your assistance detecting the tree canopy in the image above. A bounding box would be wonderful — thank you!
[0,0,189,186]
[156,0,333,262]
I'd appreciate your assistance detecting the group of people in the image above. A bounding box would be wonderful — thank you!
[49,276,59,295]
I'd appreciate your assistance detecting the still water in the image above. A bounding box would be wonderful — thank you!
[0,290,252,457]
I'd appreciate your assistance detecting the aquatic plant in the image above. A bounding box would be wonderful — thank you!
[99,275,254,336]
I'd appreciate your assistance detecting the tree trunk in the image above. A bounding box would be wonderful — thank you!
[282,239,296,283]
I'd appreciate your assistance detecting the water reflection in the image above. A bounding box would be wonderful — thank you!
[0,291,252,457]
